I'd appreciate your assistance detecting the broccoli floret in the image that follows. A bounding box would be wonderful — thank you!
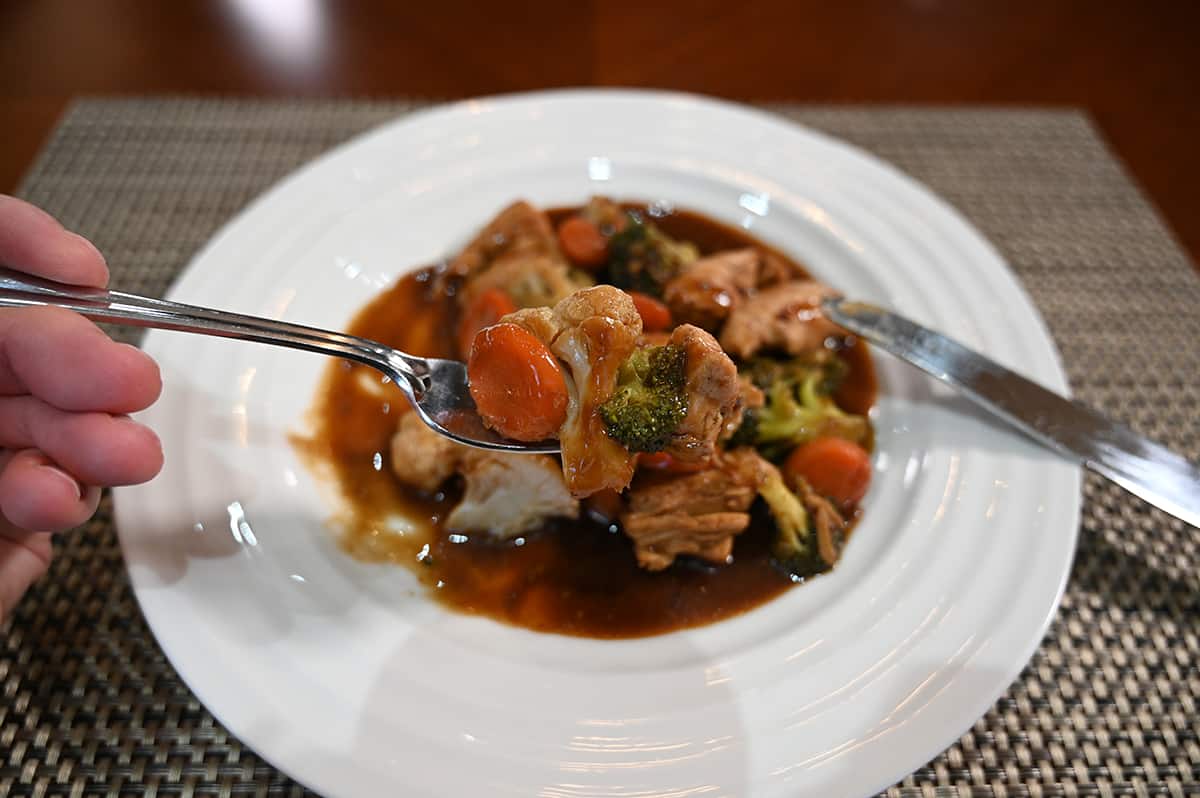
[605,212,699,297]
[758,469,826,580]
[599,344,688,452]
[740,354,868,461]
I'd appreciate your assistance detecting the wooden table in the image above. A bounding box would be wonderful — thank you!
[2,0,1197,267]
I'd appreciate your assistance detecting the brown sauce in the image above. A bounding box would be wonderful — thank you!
[298,204,877,638]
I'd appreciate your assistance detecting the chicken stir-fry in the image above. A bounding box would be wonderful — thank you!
[387,197,873,578]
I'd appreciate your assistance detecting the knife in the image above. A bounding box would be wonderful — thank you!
[822,298,1200,529]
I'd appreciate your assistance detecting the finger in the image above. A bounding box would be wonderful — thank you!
[0,395,163,486]
[0,195,108,287]
[0,525,53,620]
[0,449,102,532]
[0,305,162,412]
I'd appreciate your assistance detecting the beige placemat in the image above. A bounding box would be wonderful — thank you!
[4,99,1198,797]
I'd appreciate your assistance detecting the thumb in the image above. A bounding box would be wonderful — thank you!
[0,523,52,621]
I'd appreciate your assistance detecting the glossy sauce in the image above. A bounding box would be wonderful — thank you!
[298,205,877,638]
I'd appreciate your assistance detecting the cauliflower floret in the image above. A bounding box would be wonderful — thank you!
[504,285,643,498]
[389,411,578,537]
[459,253,590,311]
[446,450,580,538]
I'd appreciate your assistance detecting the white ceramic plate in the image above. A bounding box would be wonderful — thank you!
[114,90,1080,797]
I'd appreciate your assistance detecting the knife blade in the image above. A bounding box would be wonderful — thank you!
[822,297,1200,529]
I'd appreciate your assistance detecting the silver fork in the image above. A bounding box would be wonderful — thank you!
[0,266,558,454]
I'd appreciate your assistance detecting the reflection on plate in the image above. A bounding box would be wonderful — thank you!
[114,90,1079,797]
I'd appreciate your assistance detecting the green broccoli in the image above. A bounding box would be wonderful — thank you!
[732,353,868,461]
[605,212,699,297]
[758,469,827,580]
[599,344,688,452]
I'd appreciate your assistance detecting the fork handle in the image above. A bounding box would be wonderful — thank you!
[0,266,424,393]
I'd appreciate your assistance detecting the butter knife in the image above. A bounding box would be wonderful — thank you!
[822,298,1200,528]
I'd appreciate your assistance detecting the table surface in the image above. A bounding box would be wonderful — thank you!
[4,98,1198,798]
[2,0,1199,272]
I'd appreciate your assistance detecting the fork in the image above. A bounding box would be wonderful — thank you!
[0,266,558,454]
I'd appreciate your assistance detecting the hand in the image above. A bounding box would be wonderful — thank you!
[0,195,163,619]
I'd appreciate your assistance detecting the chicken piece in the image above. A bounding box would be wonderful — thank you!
[662,324,742,464]
[663,248,759,330]
[504,285,643,497]
[662,248,808,331]
[447,450,580,539]
[446,200,562,281]
[389,411,463,492]
[719,280,843,359]
[757,251,807,287]
[620,448,769,570]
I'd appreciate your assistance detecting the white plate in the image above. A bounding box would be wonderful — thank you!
[114,90,1080,797]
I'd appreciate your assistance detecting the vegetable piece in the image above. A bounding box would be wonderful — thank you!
[467,323,569,441]
[784,437,872,507]
[731,353,868,460]
[598,344,688,453]
[557,216,609,268]
[637,451,711,474]
[757,468,826,580]
[505,285,643,497]
[605,212,699,296]
[629,291,673,332]
[457,288,518,358]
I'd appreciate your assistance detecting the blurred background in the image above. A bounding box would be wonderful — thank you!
[3,0,1197,263]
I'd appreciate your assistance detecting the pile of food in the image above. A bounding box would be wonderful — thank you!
[299,197,876,636]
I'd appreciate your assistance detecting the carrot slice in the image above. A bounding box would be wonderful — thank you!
[557,216,608,268]
[467,323,569,441]
[457,288,518,358]
[629,291,673,332]
[783,436,872,507]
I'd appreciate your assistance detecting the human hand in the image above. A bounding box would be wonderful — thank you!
[0,195,163,619]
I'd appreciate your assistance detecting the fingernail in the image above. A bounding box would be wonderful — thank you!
[30,455,84,500]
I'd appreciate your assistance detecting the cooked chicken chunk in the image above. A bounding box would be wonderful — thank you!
[389,411,462,492]
[504,285,643,497]
[662,248,806,331]
[389,411,578,536]
[447,450,580,539]
[446,200,562,281]
[621,448,769,570]
[663,324,742,464]
[446,200,591,312]
[719,280,843,359]
[663,248,759,330]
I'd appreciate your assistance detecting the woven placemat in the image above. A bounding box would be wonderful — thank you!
[3,99,1198,797]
